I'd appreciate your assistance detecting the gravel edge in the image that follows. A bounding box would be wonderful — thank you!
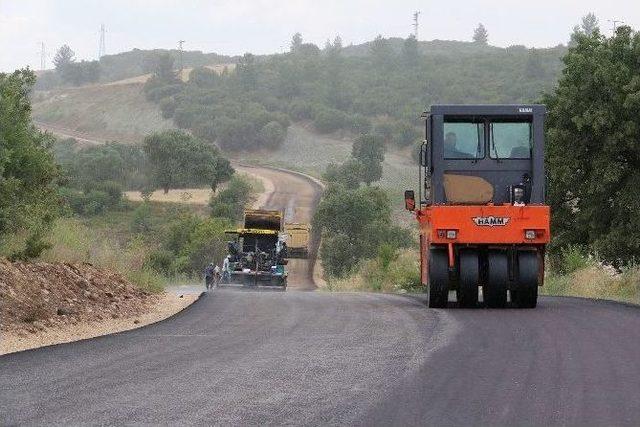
[0,292,201,356]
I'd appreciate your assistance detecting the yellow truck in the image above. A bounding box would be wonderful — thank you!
[284,223,310,258]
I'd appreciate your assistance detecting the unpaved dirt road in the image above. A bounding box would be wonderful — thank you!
[3,292,640,426]
[235,164,323,290]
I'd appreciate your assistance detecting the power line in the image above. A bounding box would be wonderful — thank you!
[98,24,106,58]
[413,11,421,39]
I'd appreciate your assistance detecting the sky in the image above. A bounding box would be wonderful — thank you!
[0,0,638,72]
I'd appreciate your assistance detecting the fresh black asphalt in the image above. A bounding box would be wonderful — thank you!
[2,290,640,426]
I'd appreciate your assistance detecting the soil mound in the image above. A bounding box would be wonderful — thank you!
[0,259,157,335]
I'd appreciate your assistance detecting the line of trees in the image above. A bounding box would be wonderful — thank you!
[143,32,563,152]
[53,130,233,216]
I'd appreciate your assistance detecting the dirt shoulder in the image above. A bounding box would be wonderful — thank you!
[0,259,198,355]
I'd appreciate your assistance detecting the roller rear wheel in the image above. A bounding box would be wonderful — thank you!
[457,250,479,308]
[485,251,508,308]
[512,251,538,308]
[428,249,449,308]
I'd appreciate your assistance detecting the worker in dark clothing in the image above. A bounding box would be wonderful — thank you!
[204,263,215,290]
[444,132,472,158]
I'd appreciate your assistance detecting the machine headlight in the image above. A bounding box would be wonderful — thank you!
[446,230,457,239]
[525,230,536,240]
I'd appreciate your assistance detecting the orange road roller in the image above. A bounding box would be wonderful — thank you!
[405,105,550,308]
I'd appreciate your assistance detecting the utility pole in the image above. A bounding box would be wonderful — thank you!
[413,11,421,39]
[98,24,106,58]
[178,40,185,73]
[608,19,625,34]
[40,42,46,71]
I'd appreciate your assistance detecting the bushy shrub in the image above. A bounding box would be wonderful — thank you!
[146,249,174,275]
[313,108,346,133]
[145,83,184,102]
[159,97,177,119]
[189,67,218,87]
[83,190,111,215]
[348,114,372,134]
[131,202,153,233]
[173,104,206,129]
[209,176,252,221]
[176,218,230,273]
[86,180,123,207]
[288,99,314,120]
[259,121,286,149]
[193,125,216,146]
[393,122,420,146]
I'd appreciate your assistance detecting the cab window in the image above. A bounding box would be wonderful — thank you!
[489,121,532,159]
[443,121,485,159]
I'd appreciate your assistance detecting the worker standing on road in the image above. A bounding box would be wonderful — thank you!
[213,265,221,286]
[222,255,231,283]
[204,263,215,290]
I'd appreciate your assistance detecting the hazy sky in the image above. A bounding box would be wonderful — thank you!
[1,0,637,72]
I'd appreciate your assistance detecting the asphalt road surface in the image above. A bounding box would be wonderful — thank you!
[3,290,640,426]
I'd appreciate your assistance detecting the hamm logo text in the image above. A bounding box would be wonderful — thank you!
[472,216,510,227]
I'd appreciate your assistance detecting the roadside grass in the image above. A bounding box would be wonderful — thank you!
[323,249,422,293]
[543,247,640,305]
[38,217,166,293]
[34,201,202,293]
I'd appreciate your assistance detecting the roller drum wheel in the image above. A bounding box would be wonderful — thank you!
[457,250,479,308]
[428,248,449,308]
[513,251,538,308]
[485,251,508,308]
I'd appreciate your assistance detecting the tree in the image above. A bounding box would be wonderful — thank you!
[209,175,252,221]
[143,130,233,193]
[314,185,398,278]
[581,13,599,36]
[0,69,59,258]
[291,33,303,53]
[63,142,146,190]
[370,35,394,67]
[259,121,286,149]
[525,48,545,78]
[473,24,489,44]
[402,34,420,66]
[570,13,600,46]
[544,25,640,266]
[154,53,177,81]
[209,156,234,193]
[189,66,218,87]
[53,45,75,71]
[351,134,385,185]
[323,160,363,189]
[236,53,257,90]
[333,36,343,51]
